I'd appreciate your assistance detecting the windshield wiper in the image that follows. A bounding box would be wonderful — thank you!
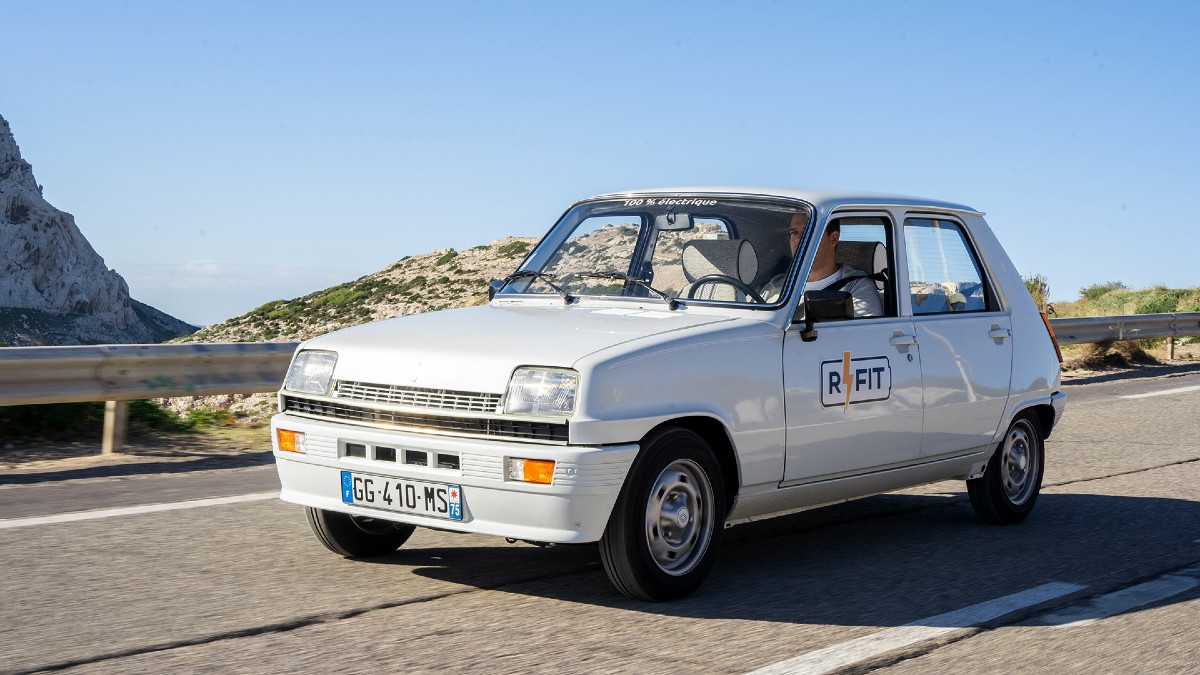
[499,270,576,305]
[573,272,681,310]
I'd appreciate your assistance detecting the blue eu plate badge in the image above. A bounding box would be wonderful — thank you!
[341,471,354,504]
[448,484,463,520]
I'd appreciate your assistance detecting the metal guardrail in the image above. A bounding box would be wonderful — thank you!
[0,342,299,454]
[1,312,1199,454]
[1050,312,1200,346]
[0,342,300,406]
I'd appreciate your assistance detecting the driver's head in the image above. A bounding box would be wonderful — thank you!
[787,212,807,255]
[813,221,841,259]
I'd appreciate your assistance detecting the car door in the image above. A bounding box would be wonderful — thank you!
[782,213,924,483]
[903,216,1014,458]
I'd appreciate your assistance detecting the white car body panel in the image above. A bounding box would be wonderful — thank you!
[272,187,1065,548]
[305,303,733,395]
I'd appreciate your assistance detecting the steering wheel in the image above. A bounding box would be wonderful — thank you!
[685,274,766,303]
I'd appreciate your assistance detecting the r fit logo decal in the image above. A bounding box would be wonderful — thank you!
[820,352,892,409]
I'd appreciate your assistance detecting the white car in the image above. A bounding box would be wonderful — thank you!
[271,188,1065,601]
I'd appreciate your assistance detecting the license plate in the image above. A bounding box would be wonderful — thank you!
[340,471,462,521]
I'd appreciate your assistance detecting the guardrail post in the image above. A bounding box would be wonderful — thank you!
[102,400,128,455]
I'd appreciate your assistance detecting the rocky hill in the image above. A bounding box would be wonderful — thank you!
[167,237,537,421]
[0,114,196,345]
[178,237,537,343]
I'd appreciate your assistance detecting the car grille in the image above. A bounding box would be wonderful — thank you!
[282,395,569,443]
[333,380,502,413]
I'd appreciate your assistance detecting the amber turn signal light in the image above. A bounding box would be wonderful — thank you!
[506,458,555,484]
[277,429,305,453]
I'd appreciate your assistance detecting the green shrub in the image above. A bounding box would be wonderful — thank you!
[399,276,427,293]
[1080,281,1128,302]
[497,241,531,258]
[1023,274,1049,310]
[435,250,458,266]
[1136,290,1184,315]
[0,399,192,441]
[312,288,368,309]
[186,407,238,427]
[128,400,193,432]
[251,299,287,316]
[0,402,104,440]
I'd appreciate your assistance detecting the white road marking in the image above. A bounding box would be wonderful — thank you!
[1037,568,1200,628]
[1118,384,1200,400]
[745,582,1084,675]
[0,491,279,530]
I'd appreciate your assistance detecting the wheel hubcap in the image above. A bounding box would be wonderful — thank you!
[644,459,714,576]
[1000,420,1039,505]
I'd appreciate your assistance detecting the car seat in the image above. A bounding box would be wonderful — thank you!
[836,240,888,313]
[681,240,759,302]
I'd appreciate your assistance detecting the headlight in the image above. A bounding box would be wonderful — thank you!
[283,350,338,395]
[503,367,578,417]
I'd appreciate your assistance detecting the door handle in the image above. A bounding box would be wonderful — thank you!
[988,325,1011,340]
[889,333,917,347]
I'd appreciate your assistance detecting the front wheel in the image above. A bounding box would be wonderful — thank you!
[967,413,1045,524]
[305,507,416,557]
[600,427,726,601]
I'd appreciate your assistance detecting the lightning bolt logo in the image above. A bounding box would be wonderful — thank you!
[842,351,852,412]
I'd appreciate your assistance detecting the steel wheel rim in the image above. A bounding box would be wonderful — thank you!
[1000,420,1039,505]
[643,458,714,576]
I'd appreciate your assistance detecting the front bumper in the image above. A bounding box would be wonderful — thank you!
[270,413,638,543]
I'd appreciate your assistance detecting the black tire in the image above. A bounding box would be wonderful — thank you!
[305,507,416,558]
[967,413,1045,524]
[599,427,726,601]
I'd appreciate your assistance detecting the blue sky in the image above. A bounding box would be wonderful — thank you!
[3,1,1197,325]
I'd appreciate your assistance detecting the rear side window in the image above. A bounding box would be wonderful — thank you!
[903,218,991,314]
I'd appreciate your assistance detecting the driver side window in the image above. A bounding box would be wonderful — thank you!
[809,217,894,320]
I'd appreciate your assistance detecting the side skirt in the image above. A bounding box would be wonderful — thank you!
[726,448,992,527]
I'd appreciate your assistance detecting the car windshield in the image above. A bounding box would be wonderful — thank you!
[498,197,813,307]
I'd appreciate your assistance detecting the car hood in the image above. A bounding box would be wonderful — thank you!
[301,304,734,394]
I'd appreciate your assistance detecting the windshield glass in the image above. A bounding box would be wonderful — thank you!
[499,196,813,306]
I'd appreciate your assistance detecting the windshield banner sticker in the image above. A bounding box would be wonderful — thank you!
[821,353,892,409]
[622,198,719,207]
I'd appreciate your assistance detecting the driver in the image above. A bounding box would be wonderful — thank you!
[761,216,883,317]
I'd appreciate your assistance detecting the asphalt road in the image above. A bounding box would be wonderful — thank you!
[2,365,1199,674]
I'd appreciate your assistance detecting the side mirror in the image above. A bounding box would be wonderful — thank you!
[792,290,853,341]
[488,279,504,300]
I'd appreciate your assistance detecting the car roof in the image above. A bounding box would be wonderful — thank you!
[588,186,983,216]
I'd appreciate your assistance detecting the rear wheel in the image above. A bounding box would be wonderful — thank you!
[599,427,726,601]
[967,413,1045,524]
[305,507,416,557]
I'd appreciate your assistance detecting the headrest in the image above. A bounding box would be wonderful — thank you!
[837,240,886,276]
[682,239,758,284]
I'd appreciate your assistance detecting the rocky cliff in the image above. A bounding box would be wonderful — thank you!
[0,114,196,345]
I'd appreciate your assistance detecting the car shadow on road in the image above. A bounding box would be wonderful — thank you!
[0,450,276,486]
[385,490,1200,627]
